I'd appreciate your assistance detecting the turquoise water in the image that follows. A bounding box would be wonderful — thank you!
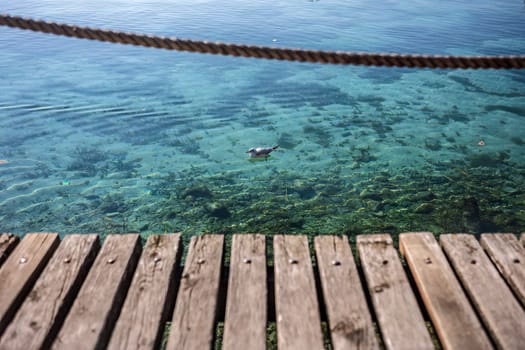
[1,0,524,236]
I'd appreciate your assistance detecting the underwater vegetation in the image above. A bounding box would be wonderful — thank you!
[66,146,140,178]
[277,132,301,150]
[303,124,332,147]
[484,105,525,117]
[126,150,525,236]
[67,146,108,176]
[357,68,406,84]
[163,137,205,156]
[2,96,524,237]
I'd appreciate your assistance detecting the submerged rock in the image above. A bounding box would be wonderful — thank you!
[467,152,509,168]
[181,185,213,199]
[414,191,436,202]
[414,203,435,214]
[292,181,317,200]
[359,188,382,201]
[206,202,231,219]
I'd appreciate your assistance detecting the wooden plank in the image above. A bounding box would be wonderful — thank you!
[165,234,224,350]
[0,234,99,349]
[481,233,525,307]
[108,234,182,350]
[399,232,492,350]
[315,235,379,350]
[223,234,267,350]
[0,233,19,267]
[0,233,59,335]
[441,234,525,350]
[274,235,324,350]
[357,234,434,350]
[51,234,141,350]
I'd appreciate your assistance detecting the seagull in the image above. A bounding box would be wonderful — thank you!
[247,145,279,159]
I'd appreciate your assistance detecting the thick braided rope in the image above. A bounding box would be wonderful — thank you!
[1,14,524,69]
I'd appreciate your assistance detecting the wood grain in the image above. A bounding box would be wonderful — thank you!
[108,234,182,350]
[166,234,224,350]
[315,235,379,350]
[357,234,433,350]
[0,233,19,267]
[0,233,59,335]
[223,234,267,350]
[52,234,141,350]
[0,234,99,349]
[480,233,525,307]
[441,234,525,350]
[274,235,324,350]
[399,232,492,350]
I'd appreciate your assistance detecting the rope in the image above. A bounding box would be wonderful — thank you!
[1,13,525,69]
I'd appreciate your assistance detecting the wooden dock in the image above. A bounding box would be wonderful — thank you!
[0,232,524,349]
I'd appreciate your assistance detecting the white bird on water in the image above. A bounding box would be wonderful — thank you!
[247,145,279,159]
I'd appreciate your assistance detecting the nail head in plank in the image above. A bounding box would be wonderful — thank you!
[315,235,379,350]
[480,233,525,307]
[165,234,224,350]
[399,232,492,350]
[223,234,267,350]
[441,234,525,350]
[274,235,324,350]
[52,234,141,350]
[357,234,433,350]
[0,232,59,335]
[0,234,99,349]
[108,234,182,350]
[0,233,19,267]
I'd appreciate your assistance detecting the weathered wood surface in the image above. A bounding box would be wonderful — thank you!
[441,234,525,350]
[223,234,267,350]
[108,234,182,350]
[480,233,525,307]
[2,231,525,349]
[315,235,378,350]
[399,232,492,350]
[0,233,59,335]
[357,234,434,350]
[52,234,141,350]
[0,234,99,350]
[166,234,224,350]
[274,235,324,350]
[0,233,19,267]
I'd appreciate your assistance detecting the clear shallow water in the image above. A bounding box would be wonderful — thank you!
[1,0,524,236]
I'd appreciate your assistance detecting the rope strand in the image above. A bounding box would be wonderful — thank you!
[1,13,524,69]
